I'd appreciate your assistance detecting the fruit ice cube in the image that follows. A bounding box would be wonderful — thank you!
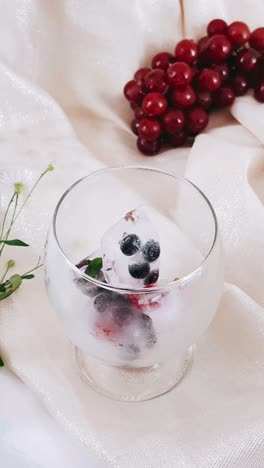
[101,206,160,288]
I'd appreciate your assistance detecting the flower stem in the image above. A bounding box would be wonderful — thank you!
[0,191,16,241]
[0,193,19,257]
[22,256,42,276]
[13,165,53,225]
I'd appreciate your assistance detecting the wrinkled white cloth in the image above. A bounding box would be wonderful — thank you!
[0,1,264,467]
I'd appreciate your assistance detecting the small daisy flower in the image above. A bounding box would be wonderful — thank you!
[0,168,33,193]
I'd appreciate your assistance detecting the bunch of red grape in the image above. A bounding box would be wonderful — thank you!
[123,19,264,156]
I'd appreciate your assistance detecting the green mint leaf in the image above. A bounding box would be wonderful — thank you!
[0,356,4,367]
[0,239,29,247]
[85,257,103,278]
[21,274,35,280]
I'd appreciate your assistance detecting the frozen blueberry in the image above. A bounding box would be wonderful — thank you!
[120,233,141,256]
[112,306,134,327]
[94,292,112,313]
[139,314,157,347]
[144,269,159,285]
[142,240,160,263]
[139,313,153,329]
[129,262,150,279]
[127,344,140,355]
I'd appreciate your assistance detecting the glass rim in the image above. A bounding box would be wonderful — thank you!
[52,166,218,295]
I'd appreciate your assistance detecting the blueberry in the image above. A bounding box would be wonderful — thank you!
[139,314,152,329]
[120,234,141,256]
[144,269,159,285]
[112,306,134,326]
[94,293,112,313]
[128,262,150,279]
[139,314,157,347]
[142,240,160,262]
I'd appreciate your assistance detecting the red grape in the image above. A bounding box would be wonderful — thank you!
[134,68,151,84]
[142,92,168,116]
[152,52,175,70]
[205,34,232,63]
[124,80,143,104]
[236,47,259,74]
[171,85,196,109]
[167,131,187,147]
[144,69,168,93]
[254,81,264,102]
[207,19,227,37]
[131,120,140,135]
[186,107,209,135]
[138,118,161,141]
[211,63,230,81]
[198,36,209,52]
[230,75,248,96]
[213,87,235,106]
[250,27,264,51]
[227,21,250,47]
[167,62,192,87]
[137,137,161,155]
[175,39,198,64]
[161,109,185,134]
[134,107,146,121]
[196,91,212,110]
[198,68,221,91]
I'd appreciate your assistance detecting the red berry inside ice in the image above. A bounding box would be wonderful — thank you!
[227,21,250,47]
[161,108,185,134]
[151,52,175,70]
[142,92,168,116]
[174,39,198,64]
[167,62,192,87]
[138,118,161,141]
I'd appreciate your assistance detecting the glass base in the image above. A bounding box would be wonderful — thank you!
[75,346,194,402]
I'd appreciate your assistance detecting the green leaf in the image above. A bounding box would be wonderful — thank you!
[85,257,103,278]
[0,239,29,247]
[21,274,35,280]
[0,274,22,301]
[9,274,22,289]
[0,356,4,367]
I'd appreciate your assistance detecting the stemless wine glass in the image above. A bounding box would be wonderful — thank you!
[45,167,223,401]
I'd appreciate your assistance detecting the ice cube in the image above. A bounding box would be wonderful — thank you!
[101,206,160,288]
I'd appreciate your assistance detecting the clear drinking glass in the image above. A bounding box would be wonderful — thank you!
[45,167,223,401]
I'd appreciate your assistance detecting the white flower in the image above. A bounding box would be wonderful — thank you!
[0,168,33,193]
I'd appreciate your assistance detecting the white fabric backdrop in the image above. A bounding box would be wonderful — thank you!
[0,1,264,467]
